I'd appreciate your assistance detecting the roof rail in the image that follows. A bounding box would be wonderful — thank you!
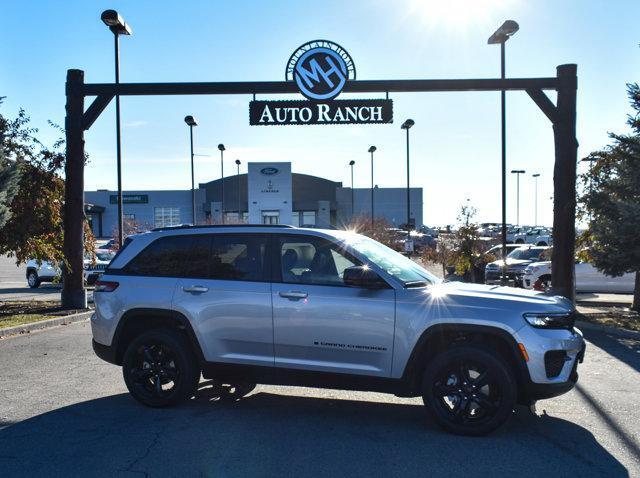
[150,224,295,232]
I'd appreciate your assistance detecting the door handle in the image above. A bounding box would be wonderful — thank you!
[182,285,209,293]
[279,291,308,300]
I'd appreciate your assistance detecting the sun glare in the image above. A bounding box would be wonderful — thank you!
[407,0,512,31]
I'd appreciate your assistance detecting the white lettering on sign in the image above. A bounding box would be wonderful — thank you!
[259,105,274,123]
[250,100,393,126]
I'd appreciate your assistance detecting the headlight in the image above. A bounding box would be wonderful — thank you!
[523,312,575,329]
[528,266,539,273]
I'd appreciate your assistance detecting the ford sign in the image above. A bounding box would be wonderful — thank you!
[260,167,279,175]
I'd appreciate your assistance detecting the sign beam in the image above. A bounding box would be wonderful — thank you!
[81,77,559,97]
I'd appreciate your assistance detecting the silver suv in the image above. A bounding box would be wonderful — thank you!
[91,225,585,436]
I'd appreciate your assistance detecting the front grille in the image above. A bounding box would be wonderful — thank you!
[88,263,108,271]
[545,350,569,378]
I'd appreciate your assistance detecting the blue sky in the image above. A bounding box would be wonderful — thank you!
[2,0,638,226]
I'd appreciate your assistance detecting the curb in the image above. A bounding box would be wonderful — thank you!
[576,319,640,340]
[576,300,631,308]
[0,310,93,338]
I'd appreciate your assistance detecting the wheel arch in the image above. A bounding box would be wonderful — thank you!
[112,308,205,366]
[401,324,531,404]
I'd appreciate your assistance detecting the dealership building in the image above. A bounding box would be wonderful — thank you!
[85,162,422,238]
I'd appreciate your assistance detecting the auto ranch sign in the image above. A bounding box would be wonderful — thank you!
[249,40,393,126]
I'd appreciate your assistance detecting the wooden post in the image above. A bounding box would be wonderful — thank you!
[62,69,87,309]
[551,64,578,302]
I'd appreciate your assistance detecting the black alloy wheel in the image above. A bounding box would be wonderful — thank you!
[422,346,516,436]
[122,329,200,407]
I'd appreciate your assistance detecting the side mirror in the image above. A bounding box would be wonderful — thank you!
[343,266,388,289]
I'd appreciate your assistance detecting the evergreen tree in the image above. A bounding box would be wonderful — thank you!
[0,98,23,228]
[580,84,640,311]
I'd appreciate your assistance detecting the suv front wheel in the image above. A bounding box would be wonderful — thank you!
[122,329,201,407]
[422,345,516,436]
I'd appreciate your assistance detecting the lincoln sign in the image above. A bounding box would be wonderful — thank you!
[249,40,393,126]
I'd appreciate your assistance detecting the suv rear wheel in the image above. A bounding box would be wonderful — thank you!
[422,345,516,436]
[122,329,201,407]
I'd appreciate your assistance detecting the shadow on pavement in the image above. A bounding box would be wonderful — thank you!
[0,383,628,477]
[582,328,640,374]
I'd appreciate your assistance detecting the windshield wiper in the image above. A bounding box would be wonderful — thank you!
[404,280,429,288]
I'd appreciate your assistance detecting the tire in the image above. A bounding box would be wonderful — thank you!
[515,239,524,244]
[122,329,201,407]
[536,274,552,292]
[27,270,41,288]
[422,345,516,436]
[536,241,547,246]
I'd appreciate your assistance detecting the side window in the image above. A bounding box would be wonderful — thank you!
[279,236,359,286]
[210,235,268,282]
[125,235,209,278]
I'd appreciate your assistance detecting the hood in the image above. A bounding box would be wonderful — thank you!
[424,281,574,314]
[486,258,532,269]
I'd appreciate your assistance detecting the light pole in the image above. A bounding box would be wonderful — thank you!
[532,173,540,226]
[101,10,132,247]
[184,116,197,224]
[218,144,225,224]
[401,119,415,242]
[368,146,376,229]
[235,159,241,221]
[511,169,526,225]
[349,160,355,218]
[488,19,519,281]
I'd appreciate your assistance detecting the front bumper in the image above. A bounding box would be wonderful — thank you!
[92,339,118,365]
[515,325,585,402]
[485,269,523,286]
[527,341,585,400]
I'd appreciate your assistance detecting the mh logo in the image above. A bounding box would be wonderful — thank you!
[286,40,356,101]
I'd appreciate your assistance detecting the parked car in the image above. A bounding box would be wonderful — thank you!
[534,233,553,246]
[410,231,436,251]
[512,227,552,245]
[522,261,635,293]
[484,244,524,259]
[484,246,550,286]
[418,225,439,238]
[91,225,584,436]
[26,250,115,288]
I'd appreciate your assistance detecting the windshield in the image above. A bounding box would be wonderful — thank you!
[95,251,116,261]
[344,235,439,286]
[507,248,544,261]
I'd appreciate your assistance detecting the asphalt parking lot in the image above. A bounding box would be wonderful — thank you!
[0,321,639,477]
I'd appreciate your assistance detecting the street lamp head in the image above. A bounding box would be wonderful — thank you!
[511,169,526,174]
[368,146,377,153]
[401,119,415,130]
[218,144,225,152]
[235,159,241,165]
[101,10,132,35]
[184,115,197,126]
[488,20,519,44]
[532,173,541,178]
[349,160,355,166]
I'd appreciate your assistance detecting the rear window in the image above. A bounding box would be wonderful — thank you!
[125,235,209,278]
[210,235,268,282]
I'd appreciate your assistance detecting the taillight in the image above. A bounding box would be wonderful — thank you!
[95,280,119,292]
